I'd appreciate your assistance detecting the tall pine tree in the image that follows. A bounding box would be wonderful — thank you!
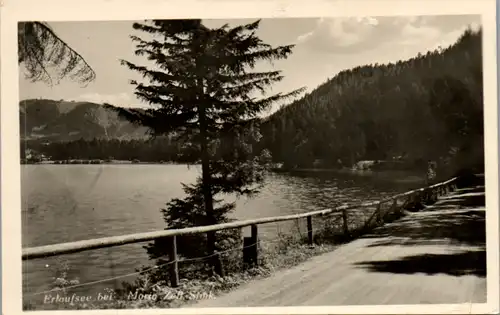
[109,19,303,277]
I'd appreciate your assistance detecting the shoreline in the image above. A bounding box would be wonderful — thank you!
[21,160,190,165]
[22,162,421,171]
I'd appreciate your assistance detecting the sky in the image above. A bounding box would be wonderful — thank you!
[19,15,481,114]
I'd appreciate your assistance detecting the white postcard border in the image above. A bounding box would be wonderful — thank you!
[1,0,498,314]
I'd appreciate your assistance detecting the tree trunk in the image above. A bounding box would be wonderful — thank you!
[198,101,224,277]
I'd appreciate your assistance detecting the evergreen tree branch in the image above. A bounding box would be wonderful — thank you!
[18,22,96,85]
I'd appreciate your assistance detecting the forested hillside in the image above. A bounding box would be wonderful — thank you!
[22,136,197,163]
[259,27,483,177]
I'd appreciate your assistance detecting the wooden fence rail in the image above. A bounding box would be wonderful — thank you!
[22,177,458,287]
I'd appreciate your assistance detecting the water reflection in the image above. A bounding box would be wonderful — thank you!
[266,169,424,215]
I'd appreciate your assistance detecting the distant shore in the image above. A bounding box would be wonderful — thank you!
[22,160,423,175]
[21,159,186,165]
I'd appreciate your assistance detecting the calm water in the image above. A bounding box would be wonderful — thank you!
[21,164,425,304]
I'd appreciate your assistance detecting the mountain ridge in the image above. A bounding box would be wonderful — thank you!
[19,99,149,141]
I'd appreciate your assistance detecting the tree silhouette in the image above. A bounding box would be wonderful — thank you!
[18,22,96,85]
[108,19,303,276]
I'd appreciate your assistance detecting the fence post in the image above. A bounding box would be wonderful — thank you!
[404,192,414,210]
[375,203,382,223]
[251,224,258,243]
[307,215,313,246]
[243,224,259,268]
[424,188,432,204]
[392,199,398,214]
[342,209,349,235]
[167,236,179,287]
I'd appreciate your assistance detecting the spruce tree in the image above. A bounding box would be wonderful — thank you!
[110,19,303,277]
[18,22,96,85]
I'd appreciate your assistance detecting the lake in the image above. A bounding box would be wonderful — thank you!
[21,164,425,305]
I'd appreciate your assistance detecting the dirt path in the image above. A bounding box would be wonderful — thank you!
[192,187,486,307]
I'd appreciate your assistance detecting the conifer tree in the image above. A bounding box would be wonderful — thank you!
[110,19,303,276]
[18,22,96,85]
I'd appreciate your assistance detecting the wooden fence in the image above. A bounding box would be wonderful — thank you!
[22,177,458,287]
